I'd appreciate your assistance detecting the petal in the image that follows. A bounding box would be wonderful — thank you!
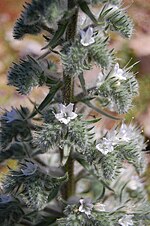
[59,104,66,113]
[81,37,95,47]
[80,30,86,39]
[70,112,78,120]
[86,27,94,38]
[114,63,120,73]
[85,209,91,215]
[66,103,74,113]
[59,117,70,124]
[55,113,64,121]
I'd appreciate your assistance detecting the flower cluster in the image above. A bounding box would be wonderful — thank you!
[54,103,77,125]
[0,0,149,225]
[96,63,139,113]
[84,123,146,180]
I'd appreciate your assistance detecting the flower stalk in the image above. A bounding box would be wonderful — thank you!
[62,0,78,200]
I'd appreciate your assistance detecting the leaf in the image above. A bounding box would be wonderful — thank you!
[76,155,114,193]
[29,81,63,118]
[62,145,71,165]
[91,179,105,200]
[85,117,101,124]
[81,99,122,120]
[48,186,60,202]
[78,73,87,95]
[42,20,69,50]
[100,179,115,193]
[34,216,57,226]
[78,1,97,24]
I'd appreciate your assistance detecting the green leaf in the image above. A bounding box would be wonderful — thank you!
[78,1,97,24]
[29,81,63,118]
[100,179,115,193]
[78,73,87,95]
[91,179,106,200]
[62,145,71,165]
[81,99,122,120]
[85,117,101,124]
[48,186,60,202]
[42,20,69,50]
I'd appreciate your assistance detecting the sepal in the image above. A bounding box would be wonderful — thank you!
[13,16,41,39]
[88,36,115,69]
[99,3,133,38]
[0,194,24,226]
[61,41,90,77]
[13,0,67,39]
[8,56,54,95]
[85,123,146,181]
[0,106,31,150]
[96,63,139,114]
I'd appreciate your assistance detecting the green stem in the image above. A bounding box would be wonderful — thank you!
[62,0,78,200]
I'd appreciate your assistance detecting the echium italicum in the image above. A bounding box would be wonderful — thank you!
[0,0,150,225]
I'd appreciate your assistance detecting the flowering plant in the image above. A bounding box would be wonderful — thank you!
[0,0,150,225]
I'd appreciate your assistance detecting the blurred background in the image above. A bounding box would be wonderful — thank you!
[0,0,150,194]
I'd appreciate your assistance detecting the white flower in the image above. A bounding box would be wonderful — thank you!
[116,124,130,142]
[96,137,114,155]
[21,162,37,176]
[54,103,77,125]
[94,203,106,212]
[79,198,93,216]
[118,215,134,226]
[112,63,126,81]
[80,27,95,47]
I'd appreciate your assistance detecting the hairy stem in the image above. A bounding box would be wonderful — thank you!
[62,0,78,200]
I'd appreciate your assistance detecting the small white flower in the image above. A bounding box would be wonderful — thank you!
[112,63,126,81]
[54,103,77,125]
[21,162,37,176]
[94,203,106,212]
[0,194,12,203]
[96,137,114,155]
[79,198,93,216]
[116,124,130,142]
[80,27,95,47]
[118,215,134,226]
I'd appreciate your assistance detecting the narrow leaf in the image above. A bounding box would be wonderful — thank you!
[85,117,101,124]
[100,180,115,193]
[82,100,122,120]
[29,81,63,118]
[78,73,87,95]
[78,1,97,24]
[48,187,59,202]
[42,21,69,50]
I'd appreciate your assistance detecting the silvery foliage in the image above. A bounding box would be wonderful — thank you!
[96,63,139,113]
[0,0,149,225]
[2,161,68,210]
[85,123,147,181]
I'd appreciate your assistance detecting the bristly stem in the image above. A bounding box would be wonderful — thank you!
[62,0,78,200]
